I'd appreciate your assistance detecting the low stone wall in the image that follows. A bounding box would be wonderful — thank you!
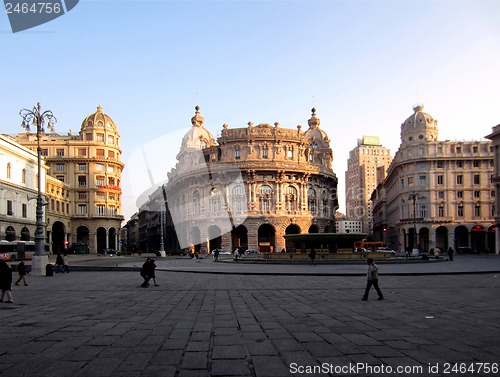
[263,251,391,261]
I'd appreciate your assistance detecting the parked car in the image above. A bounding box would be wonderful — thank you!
[355,247,370,253]
[377,247,396,256]
[244,249,259,255]
[103,248,118,255]
[212,249,231,255]
[457,246,474,254]
[240,249,262,259]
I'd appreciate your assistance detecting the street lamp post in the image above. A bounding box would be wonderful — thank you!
[158,184,166,257]
[408,191,419,256]
[159,202,166,257]
[20,103,56,275]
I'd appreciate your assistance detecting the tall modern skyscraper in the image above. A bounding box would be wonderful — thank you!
[345,136,392,235]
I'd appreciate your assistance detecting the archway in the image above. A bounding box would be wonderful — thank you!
[454,225,469,249]
[408,227,417,252]
[97,227,107,254]
[435,226,448,251]
[258,224,276,253]
[208,225,222,252]
[76,226,89,244]
[108,228,117,250]
[308,224,319,234]
[471,225,486,253]
[51,221,66,255]
[418,227,430,252]
[231,225,248,252]
[20,227,30,241]
[285,224,300,253]
[487,225,496,253]
[401,228,407,253]
[5,226,15,241]
[191,227,201,252]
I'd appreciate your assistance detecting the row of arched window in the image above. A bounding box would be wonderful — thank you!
[186,185,332,216]
[6,163,28,184]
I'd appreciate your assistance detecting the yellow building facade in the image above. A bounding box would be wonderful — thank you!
[15,106,124,254]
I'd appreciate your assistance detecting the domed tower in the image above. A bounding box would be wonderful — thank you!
[174,106,217,172]
[74,106,124,254]
[304,108,334,169]
[80,105,120,143]
[179,105,216,150]
[400,105,438,146]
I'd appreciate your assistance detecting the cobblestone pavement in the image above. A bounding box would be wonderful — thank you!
[0,256,499,377]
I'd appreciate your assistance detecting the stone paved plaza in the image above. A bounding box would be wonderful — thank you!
[0,255,499,377]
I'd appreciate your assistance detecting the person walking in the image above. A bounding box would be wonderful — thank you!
[361,258,383,301]
[213,248,220,262]
[447,247,455,261]
[309,247,316,265]
[15,261,28,286]
[0,260,14,303]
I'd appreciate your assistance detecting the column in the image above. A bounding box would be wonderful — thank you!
[221,232,231,253]
[496,225,500,254]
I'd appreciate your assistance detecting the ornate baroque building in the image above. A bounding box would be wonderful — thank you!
[145,106,338,254]
[372,105,494,253]
[14,106,125,253]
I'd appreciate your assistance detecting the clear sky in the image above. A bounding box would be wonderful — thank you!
[1,0,499,221]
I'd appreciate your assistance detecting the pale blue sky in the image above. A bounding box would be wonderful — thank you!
[1,0,499,220]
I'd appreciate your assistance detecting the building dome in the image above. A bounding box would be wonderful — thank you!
[304,108,330,145]
[80,105,118,133]
[180,105,216,150]
[400,104,438,145]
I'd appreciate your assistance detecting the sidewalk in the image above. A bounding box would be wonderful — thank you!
[1,255,498,377]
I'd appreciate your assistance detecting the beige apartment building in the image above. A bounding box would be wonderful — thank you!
[485,124,500,254]
[141,106,338,254]
[14,106,124,254]
[372,105,494,253]
[345,136,392,235]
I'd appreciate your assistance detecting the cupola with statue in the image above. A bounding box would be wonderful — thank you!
[303,108,333,169]
[400,104,438,146]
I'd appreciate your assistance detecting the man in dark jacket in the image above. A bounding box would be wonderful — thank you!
[0,260,14,303]
[140,258,159,288]
[15,260,28,286]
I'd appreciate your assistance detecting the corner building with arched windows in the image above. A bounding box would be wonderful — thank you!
[14,106,124,254]
[371,105,495,254]
[163,106,338,253]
